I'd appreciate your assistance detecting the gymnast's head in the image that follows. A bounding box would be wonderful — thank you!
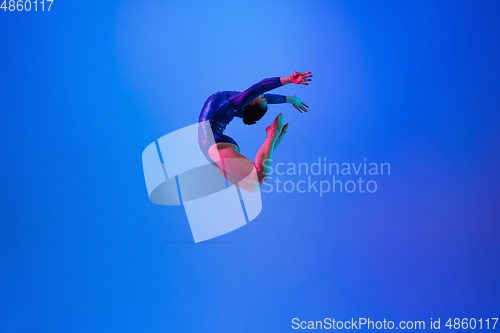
[243,94,268,125]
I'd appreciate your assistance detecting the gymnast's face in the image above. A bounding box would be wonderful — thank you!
[253,94,268,108]
[243,94,268,124]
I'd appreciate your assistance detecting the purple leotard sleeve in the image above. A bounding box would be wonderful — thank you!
[228,77,283,111]
[264,94,286,104]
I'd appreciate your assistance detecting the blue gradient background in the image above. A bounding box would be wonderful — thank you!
[1,1,499,332]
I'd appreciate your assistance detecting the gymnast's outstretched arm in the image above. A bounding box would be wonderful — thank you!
[264,94,309,113]
[228,72,312,111]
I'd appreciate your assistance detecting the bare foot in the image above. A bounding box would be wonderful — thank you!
[266,113,285,138]
[274,123,288,149]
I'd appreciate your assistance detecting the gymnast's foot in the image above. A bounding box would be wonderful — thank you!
[266,113,285,139]
[274,123,288,149]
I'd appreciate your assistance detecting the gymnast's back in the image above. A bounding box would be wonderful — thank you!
[198,91,242,134]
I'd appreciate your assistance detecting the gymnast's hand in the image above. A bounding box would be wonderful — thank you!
[288,95,309,113]
[290,71,312,85]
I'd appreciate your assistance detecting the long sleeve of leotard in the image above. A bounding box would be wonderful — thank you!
[264,94,286,104]
[228,77,283,111]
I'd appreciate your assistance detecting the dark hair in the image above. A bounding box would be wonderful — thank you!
[242,103,268,125]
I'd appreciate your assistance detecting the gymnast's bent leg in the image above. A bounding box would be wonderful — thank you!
[208,114,288,193]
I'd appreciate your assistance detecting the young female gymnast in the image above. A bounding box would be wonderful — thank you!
[198,71,312,192]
